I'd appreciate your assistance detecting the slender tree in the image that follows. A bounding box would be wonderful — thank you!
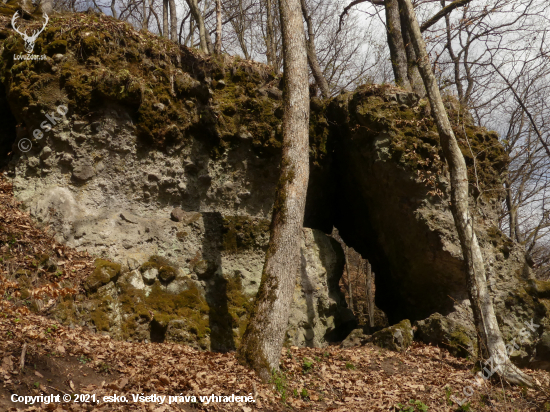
[300,0,330,98]
[169,0,177,40]
[398,1,424,96]
[162,0,168,36]
[215,0,222,53]
[266,0,276,67]
[399,0,533,387]
[385,0,410,90]
[185,0,213,53]
[237,0,309,381]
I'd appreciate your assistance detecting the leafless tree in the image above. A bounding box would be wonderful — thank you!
[237,0,310,381]
[400,0,533,386]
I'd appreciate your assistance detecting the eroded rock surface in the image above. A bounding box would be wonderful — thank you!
[1,14,548,365]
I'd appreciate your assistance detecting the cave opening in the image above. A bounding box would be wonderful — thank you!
[303,121,467,329]
[150,319,167,343]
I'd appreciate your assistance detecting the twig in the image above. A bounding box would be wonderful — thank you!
[20,342,27,371]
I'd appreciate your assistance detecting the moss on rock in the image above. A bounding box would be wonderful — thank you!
[84,259,121,293]
[371,319,413,352]
[222,216,270,253]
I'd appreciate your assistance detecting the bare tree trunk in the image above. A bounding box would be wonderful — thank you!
[162,0,169,37]
[398,1,425,97]
[266,0,276,68]
[300,0,330,98]
[215,0,222,54]
[400,0,533,387]
[505,178,522,243]
[385,0,411,90]
[40,0,53,14]
[142,0,147,29]
[110,0,118,18]
[185,0,213,54]
[366,260,374,328]
[189,18,195,47]
[237,0,309,382]
[169,0,177,41]
[145,0,154,29]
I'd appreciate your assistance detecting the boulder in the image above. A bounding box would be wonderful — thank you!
[84,259,121,293]
[414,313,475,358]
[371,319,413,352]
[341,328,371,348]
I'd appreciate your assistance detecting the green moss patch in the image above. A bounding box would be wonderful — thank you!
[84,259,121,293]
[222,216,270,253]
[371,319,413,352]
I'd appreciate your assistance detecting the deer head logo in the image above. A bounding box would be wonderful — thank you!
[12,12,49,54]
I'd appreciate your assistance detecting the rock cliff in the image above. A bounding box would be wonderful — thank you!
[0,12,548,366]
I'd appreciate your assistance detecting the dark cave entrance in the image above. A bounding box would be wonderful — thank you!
[303,123,466,329]
[150,319,167,343]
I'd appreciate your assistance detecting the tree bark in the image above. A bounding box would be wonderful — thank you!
[398,1,425,97]
[162,0,169,37]
[39,0,53,13]
[237,0,309,382]
[142,0,147,29]
[505,178,522,243]
[169,0,177,41]
[420,0,472,33]
[110,0,118,19]
[185,0,213,54]
[266,0,276,68]
[385,0,411,90]
[300,0,330,98]
[215,0,222,54]
[400,0,533,387]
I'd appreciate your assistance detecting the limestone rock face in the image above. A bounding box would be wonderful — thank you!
[51,227,352,350]
[414,313,475,358]
[286,229,355,347]
[1,15,547,365]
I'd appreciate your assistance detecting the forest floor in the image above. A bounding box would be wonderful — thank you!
[1,175,550,412]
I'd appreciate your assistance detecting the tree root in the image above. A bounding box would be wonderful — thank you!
[500,362,535,387]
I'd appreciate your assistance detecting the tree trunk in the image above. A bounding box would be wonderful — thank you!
[169,0,177,41]
[189,19,194,47]
[185,0,213,54]
[399,0,533,387]
[366,260,374,328]
[398,1,425,97]
[40,0,53,14]
[266,0,276,68]
[505,178,522,243]
[385,0,411,90]
[215,0,222,54]
[162,0,169,37]
[142,0,147,29]
[300,0,330,98]
[110,0,117,19]
[237,0,309,382]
